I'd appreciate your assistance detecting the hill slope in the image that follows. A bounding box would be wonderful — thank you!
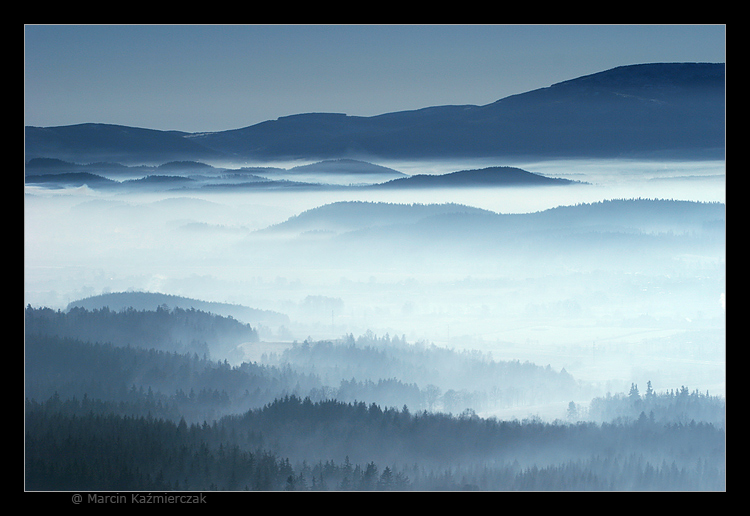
[289,158,405,176]
[24,124,225,164]
[66,291,289,327]
[371,166,576,188]
[25,63,725,163]
[190,62,725,161]
[257,201,496,236]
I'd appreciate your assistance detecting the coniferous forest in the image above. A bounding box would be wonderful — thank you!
[24,305,725,492]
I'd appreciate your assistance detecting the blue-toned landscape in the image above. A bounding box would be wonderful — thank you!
[24,26,725,493]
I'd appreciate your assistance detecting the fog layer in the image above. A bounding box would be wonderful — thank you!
[24,158,725,419]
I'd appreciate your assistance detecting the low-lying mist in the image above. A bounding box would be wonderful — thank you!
[24,157,726,419]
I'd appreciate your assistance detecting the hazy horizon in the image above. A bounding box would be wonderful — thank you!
[24,25,726,133]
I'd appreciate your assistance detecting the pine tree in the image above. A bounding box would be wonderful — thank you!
[645,381,655,399]
[378,466,394,490]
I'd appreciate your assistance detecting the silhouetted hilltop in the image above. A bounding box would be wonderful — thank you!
[290,159,406,176]
[156,160,218,173]
[25,63,725,163]
[520,198,726,232]
[378,198,725,244]
[24,171,117,188]
[185,62,726,161]
[252,198,725,276]
[225,159,407,188]
[372,166,576,188]
[67,291,290,327]
[259,201,495,236]
[25,157,132,176]
[24,123,224,164]
[262,198,723,239]
[120,175,197,189]
[24,157,211,178]
[25,157,81,172]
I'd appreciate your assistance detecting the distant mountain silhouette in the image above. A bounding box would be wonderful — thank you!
[25,157,83,172]
[24,124,224,164]
[255,199,725,259]
[257,199,725,275]
[23,157,414,191]
[172,62,727,161]
[24,172,117,188]
[371,166,577,188]
[120,175,197,190]
[156,160,217,172]
[254,158,407,186]
[25,63,725,164]
[25,157,133,176]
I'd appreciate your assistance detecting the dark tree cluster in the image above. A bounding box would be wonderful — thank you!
[25,393,725,491]
[24,333,318,423]
[24,304,725,491]
[25,304,258,359]
[25,397,291,491]
[25,306,590,420]
[584,381,726,428]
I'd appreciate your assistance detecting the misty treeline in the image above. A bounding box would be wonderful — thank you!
[25,305,589,419]
[26,393,725,491]
[268,332,590,414]
[25,304,258,360]
[24,305,725,490]
[579,382,725,427]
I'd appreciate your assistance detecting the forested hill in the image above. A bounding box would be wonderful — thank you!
[24,305,726,491]
[24,306,591,421]
[67,291,290,327]
[25,393,726,491]
[289,158,406,176]
[371,166,578,188]
[257,196,703,243]
[258,201,496,236]
[25,304,258,360]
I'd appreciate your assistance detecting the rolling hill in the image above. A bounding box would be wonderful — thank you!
[24,124,224,165]
[256,201,497,237]
[289,158,406,177]
[66,291,290,327]
[255,198,725,253]
[370,166,577,188]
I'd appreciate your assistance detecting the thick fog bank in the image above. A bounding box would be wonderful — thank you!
[25,158,725,401]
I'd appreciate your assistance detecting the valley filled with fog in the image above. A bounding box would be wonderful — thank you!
[23,33,727,491]
[24,157,725,422]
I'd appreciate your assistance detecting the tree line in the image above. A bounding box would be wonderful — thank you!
[24,305,726,491]
[25,305,593,420]
[25,304,258,359]
[25,393,725,491]
[576,381,726,428]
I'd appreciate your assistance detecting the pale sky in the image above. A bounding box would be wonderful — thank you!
[24,24,726,133]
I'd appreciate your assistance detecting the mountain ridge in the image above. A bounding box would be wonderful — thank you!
[258,198,725,240]
[25,63,725,164]
[25,158,577,191]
